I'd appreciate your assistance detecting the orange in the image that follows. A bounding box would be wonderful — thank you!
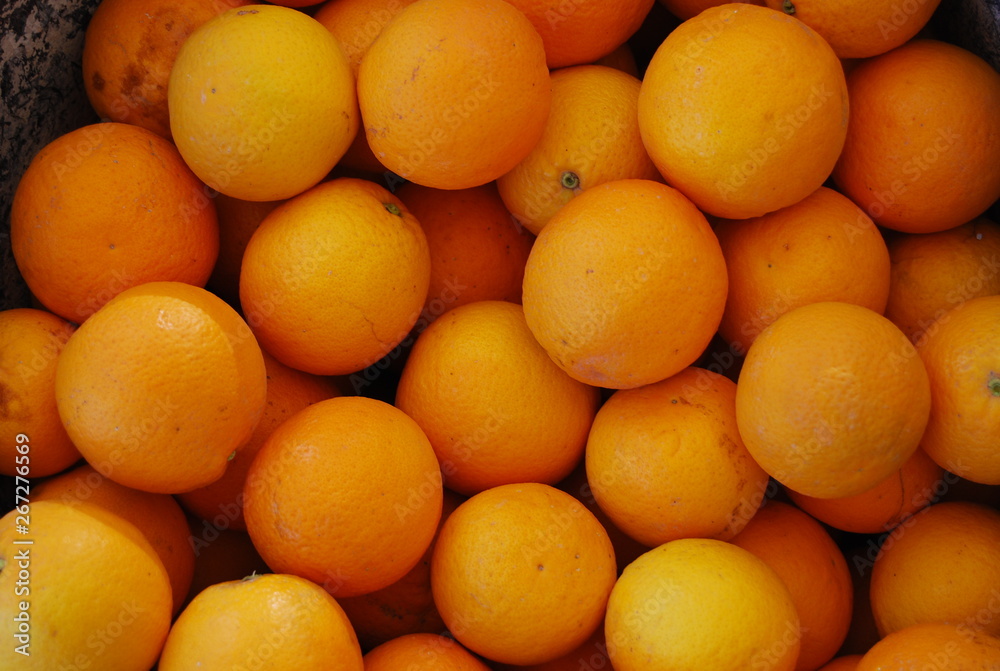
[338,489,463,651]
[239,177,430,375]
[497,65,659,235]
[363,633,491,670]
[502,0,653,68]
[182,526,270,610]
[915,296,1000,484]
[158,573,363,670]
[605,538,801,671]
[82,0,250,139]
[357,0,551,190]
[204,194,285,309]
[395,300,599,495]
[870,501,1000,638]
[395,182,535,315]
[832,40,1000,234]
[817,656,862,671]
[0,500,172,670]
[10,122,219,322]
[657,0,763,20]
[34,463,195,616]
[431,483,616,666]
[885,218,1000,344]
[169,4,358,201]
[522,179,728,389]
[786,447,945,535]
[54,281,267,494]
[713,186,891,353]
[176,349,340,530]
[856,623,1000,671]
[735,301,931,499]
[0,308,80,477]
[585,366,770,547]
[730,501,854,671]
[637,3,848,219]
[244,396,443,598]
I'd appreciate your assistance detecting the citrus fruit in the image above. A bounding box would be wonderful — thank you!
[816,656,862,671]
[657,0,763,20]
[363,633,491,670]
[856,622,1000,670]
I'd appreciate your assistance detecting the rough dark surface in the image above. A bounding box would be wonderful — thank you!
[935,0,1000,71]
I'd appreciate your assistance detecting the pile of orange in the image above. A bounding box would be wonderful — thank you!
[3,0,1000,669]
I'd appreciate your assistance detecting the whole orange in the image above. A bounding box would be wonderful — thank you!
[856,623,1000,671]
[0,501,172,670]
[735,301,931,499]
[431,483,616,666]
[0,308,80,477]
[159,573,363,670]
[497,65,659,235]
[713,186,891,353]
[885,218,1000,344]
[832,40,1000,233]
[10,122,219,322]
[239,177,430,376]
[605,538,801,671]
[638,3,848,219]
[169,4,358,201]
[244,396,442,598]
[395,300,599,495]
[357,0,551,189]
[730,501,854,671]
[522,179,728,389]
[54,281,267,494]
[585,367,770,547]
[363,633,491,670]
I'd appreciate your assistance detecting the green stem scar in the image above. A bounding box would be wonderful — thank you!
[560,171,580,190]
[383,203,402,216]
[782,0,796,14]
[989,374,1000,397]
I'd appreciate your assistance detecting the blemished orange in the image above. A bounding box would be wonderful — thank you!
[0,308,80,477]
[497,65,659,235]
[169,4,358,201]
[176,349,340,530]
[605,538,801,671]
[239,177,430,375]
[158,573,363,671]
[521,179,728,389]
[357,0,551,190]
[730,501,853,671]
[395,301,600,495]
[395,182,535,314]
[502,0,653,68]
[54,281,267,494]
[585,367,770,547]
[657,0,763,20]
[0,500,172,671]
[363,633,491,670]
[816,656,862,671]
[713,186,891,353]
[244,396,443,598]
[870,501,1000,638]
[82,0,250,139]
[885,218,1000,344]
[431,483,616,666]
[638,3,848,219]
[205,194,285,309]
[10,122,219,322]
[34,463,195,616]
[763,0,941,58]
[182,527,270,610]
[832,40,1000,234]
[338,489,463,651]
[786,447,944,535]
[915,296,1000,484]
[735,301,931,499]
[856,623,1000,671]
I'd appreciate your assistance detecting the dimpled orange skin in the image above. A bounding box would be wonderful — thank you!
[357,0,551,190]
[735,301,931,499]
[638,3,848,220]
[10,122,219,323]
[431,483,617,666]
[54,281,267,494]
[521,179,728,389]
[832,40,1000,234]
[168,5,358,201]
[913,296,1000,484]
[238,178,430,376]
[856,623,1000,671]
